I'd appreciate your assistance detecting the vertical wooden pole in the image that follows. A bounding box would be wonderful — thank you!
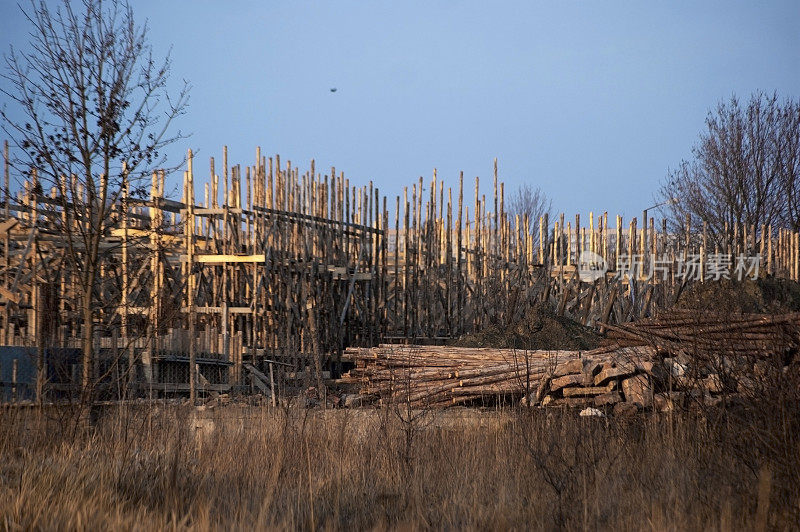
[684,213,691,256]
[474,177,481,329]
[12,358,18,403]
[629,218,636,278]
[553,218,560,266]
[145,172,159,389]
[701,222,708,281]
[542,213,549,268]
[615,215,622,270]
[641,209,648,273]
[3,140,8,217]
[759,224,766,278]
[382,195,389,339]
[767,225,773,275]
[650,217,656,268]
[394,195,400,336]
[31,168,44,404]
[566,222,572,266]
[269,361,276,407]
[2,144,8,344]
[187,150,197,402]
[539,216,545,265]
[493,159,498,258]
[403,187,410,337]
[456,172,463,335]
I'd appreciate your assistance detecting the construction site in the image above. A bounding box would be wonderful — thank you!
[1,140,799,410]
[3,0,800,527]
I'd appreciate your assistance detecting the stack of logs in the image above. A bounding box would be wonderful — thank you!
[340,311,800,410]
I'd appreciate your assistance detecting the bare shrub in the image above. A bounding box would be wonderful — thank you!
[508,183,552,245]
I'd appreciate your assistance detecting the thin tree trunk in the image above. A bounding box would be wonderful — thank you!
[82,281,94,401]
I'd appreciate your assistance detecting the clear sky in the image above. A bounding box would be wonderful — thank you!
[1,1,799,219]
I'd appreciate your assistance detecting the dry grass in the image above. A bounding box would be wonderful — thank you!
[0,399,798,530]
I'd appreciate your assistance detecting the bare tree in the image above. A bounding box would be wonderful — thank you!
[508,183,552,253]
[778,101,800,231]
[660,93,800,247]
[0,0,189,399]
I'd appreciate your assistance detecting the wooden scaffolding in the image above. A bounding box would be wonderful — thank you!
[1,140,799,397]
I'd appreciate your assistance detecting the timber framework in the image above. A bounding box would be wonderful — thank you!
[1,141,800,398]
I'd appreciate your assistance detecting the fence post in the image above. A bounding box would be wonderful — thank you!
[12,358,18,403]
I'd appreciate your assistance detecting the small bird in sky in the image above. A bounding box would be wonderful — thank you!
[330,87,337,93]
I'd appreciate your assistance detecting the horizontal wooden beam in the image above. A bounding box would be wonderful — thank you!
[186,306,258,314]
[194,254,265,263]
[0,285,21,304]
[0,218,19,236]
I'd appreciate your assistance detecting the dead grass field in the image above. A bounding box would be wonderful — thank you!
[0,399,798,531]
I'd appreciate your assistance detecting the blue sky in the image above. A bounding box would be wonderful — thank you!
[1,1,799,219]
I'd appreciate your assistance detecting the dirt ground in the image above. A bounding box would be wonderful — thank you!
[451,278,800,351]
[450,302,599,350]
[674,276,800,314]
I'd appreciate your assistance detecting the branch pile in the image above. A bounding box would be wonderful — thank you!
[601,310,800,359]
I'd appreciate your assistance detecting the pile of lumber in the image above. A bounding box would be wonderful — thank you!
[340,311,800,410]
[340,345,573,407]
[340,344,659,408]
